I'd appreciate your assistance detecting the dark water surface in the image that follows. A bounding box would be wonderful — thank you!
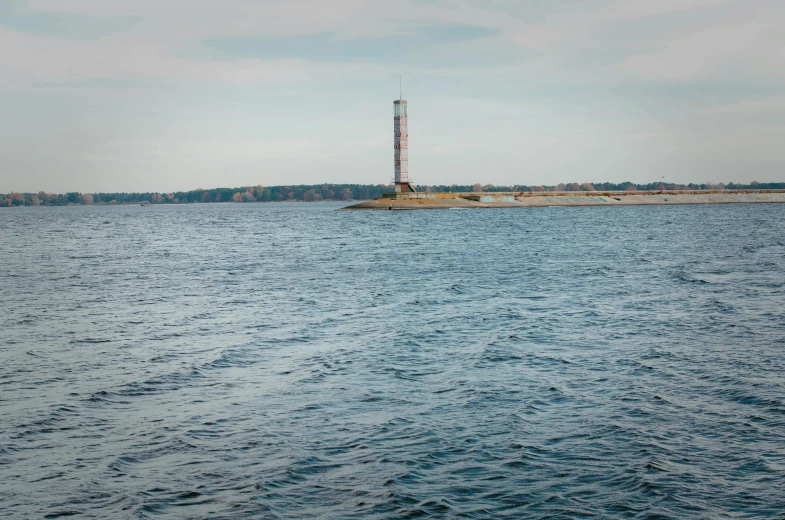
[2,202,785,519]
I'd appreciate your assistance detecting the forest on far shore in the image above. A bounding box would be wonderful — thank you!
[2,181,785,207]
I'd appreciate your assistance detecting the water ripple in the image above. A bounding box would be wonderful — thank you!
[1,202,785,518]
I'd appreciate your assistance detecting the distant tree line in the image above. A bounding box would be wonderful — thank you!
[420,181,785,193]
[3,181,785,207]
[0,184,381,206]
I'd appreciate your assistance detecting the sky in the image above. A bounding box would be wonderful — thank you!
[1,0,784,192]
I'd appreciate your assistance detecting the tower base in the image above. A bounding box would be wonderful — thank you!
[394,182,416,193]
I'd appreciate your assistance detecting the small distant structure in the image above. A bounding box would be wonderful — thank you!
[393,82,414,193]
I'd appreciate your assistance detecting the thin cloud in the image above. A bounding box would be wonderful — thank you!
[1,0,784,191]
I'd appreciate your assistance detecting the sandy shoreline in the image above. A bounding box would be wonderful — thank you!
[342,190,785,210]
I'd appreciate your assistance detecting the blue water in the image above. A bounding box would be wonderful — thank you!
[1,202,785,519]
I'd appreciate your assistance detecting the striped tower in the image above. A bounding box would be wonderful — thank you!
[393,99,414,193]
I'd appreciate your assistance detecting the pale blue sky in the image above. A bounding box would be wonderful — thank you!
[1,0,784,192]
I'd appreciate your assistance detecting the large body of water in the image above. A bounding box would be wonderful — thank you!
[1,202,784,519]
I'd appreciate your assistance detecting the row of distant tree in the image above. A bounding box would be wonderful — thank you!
[2,181,784,207]
[0,184,367,207]
[443,181,785,193]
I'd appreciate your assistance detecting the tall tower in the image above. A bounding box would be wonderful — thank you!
[393,98,414,193]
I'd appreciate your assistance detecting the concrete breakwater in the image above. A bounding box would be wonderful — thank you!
[342,190,785,210]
